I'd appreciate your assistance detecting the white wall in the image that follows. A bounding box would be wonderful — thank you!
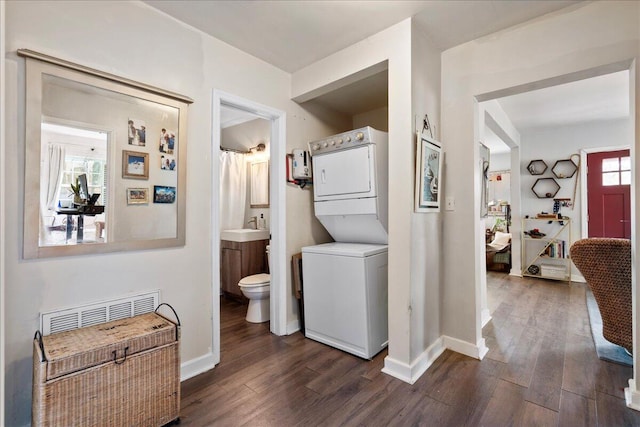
[490,152,511,172]
[3,1,345,424]
[409,22,442,364]
[520,119,630,246]
[353,106,388,131]
[291,18,443,382]
[292,19,420,377]
[441,0,640,394]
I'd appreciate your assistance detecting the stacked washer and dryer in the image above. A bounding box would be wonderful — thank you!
[302,127,389,360]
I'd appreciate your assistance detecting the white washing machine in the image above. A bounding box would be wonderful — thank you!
[303,127,389,358]
[302,242,388,359]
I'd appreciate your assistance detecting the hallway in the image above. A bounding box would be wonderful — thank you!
[179,275,638,425]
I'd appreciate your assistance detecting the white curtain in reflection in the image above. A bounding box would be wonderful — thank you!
[219,151,247,231]
[39,143,65,239]
[45,144,65,210]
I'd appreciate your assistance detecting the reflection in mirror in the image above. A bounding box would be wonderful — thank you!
[22,49,191,258]
[250,161,269,207]
[488,170,511,215]
[39,123,108,246]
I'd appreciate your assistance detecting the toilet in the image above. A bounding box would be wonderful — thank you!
[237,245,270,323]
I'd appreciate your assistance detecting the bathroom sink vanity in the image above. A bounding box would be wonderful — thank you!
[220,230,269,300]
[220,228,270,242]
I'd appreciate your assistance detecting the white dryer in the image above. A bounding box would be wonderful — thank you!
[308,127,388,245]
[303,127,389,359]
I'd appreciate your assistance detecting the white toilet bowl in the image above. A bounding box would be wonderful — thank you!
[237,245,270,323]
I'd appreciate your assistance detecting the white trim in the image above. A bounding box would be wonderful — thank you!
[0,1,6,425]
[286,319,301,335]
[382,337,446,384]
[626,379,640,411]
[443,335,489,360]
[571,273,586,283]
[580,145,631,238]
[180,352,217,382]
[381,356,413,383]
[481,308,492,328]
[211,90,287,367]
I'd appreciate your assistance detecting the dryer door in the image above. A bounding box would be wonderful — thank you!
[313,145,376,201]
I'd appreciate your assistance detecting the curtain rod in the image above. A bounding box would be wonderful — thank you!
[220,146,249,154]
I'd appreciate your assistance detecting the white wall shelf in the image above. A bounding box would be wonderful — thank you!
[521,217,571,282]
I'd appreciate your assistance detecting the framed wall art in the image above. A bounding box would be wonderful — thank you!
[415,132,443,213]
[153,185,176,204]
[126,188,149,205]
[122,150,149,180]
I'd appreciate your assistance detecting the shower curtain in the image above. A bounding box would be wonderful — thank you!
[219,151,247,231]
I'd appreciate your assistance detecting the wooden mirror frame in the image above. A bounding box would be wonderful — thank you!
[20,49,192,259]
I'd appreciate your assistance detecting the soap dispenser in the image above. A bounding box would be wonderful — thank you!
[258,213,266,229]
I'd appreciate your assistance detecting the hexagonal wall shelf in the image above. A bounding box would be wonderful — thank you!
[532,178,560,198]
[552,159,578,179]
[527,159,548,175]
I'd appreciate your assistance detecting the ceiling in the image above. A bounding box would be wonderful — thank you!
[484,70,630,153]
[145,0,626,147]
[220,105,259,129]
[143,0,580,73]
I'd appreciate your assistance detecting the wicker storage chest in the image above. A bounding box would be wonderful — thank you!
[33,310,180,427]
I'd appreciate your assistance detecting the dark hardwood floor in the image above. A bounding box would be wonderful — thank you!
[180,273,639,426]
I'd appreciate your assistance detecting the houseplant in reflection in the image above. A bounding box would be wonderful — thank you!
[69,177,86,206]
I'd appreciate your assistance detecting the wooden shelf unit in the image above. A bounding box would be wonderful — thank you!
[521,217,572,282]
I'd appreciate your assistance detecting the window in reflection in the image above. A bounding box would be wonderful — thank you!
[39,123,108,246]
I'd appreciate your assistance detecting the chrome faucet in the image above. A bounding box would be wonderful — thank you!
[247,216,258,229]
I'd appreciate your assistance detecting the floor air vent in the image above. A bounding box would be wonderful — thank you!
[41,291,160,335]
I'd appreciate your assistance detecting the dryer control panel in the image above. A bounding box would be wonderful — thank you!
[308,127,374,155]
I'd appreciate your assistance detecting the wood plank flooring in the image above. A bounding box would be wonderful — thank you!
[180,273,639,426]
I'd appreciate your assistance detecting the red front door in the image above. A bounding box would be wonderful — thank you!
[587,150,631,238]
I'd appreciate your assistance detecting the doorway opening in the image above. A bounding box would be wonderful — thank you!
[212,90,286,365]
[475,63,634,354]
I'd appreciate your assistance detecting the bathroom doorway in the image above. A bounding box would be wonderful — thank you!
[212,90,286,366]
[219,107,271,301]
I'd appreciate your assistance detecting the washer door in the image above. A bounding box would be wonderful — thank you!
[313,145,376,201]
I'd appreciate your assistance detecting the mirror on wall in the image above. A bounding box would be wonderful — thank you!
[479,143,490,217]
[488,170,511,215]
[21,50,192,258]
[250,160,269,208]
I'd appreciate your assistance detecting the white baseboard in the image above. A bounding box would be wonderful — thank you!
[571,273,586,283]
[286,319,300,335]
[625,379,640,412]
[180,352,217,382]
[443,335,488,360]
[481,308,492,328]
[381,337,445,384]
[509,269,522,277]
[382,334,490,385]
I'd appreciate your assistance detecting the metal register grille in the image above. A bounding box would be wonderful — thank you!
[41,291,160,335]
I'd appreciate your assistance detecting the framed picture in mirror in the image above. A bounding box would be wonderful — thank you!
[122,150,149,179]
[126,188,149,205]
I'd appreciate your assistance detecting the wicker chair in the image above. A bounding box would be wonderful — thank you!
[570,238,632,352]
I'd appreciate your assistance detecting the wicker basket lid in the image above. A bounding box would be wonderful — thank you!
[39,312,177,380]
